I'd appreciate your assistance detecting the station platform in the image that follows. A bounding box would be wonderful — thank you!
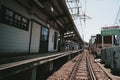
[0,50,82,80]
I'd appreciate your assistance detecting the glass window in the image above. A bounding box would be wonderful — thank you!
[15,14,21,20]
[5,9,14,17]
[41,27,48,41]
[54,32,58,49]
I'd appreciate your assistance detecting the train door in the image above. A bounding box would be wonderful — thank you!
[39,26,49,53]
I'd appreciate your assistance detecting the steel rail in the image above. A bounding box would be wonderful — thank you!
[69,54,84,80]
[86,56,96,80]
[88,54,111,80]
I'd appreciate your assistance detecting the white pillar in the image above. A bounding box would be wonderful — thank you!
[31,67,37,80]
[112,35,114,47]
[118,34,120,47]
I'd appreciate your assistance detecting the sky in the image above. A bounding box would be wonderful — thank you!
[72,0,120,42]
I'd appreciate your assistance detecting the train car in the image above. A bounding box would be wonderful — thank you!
[91,37,101,58]
[92,34,113,58]
[89,35,96,53]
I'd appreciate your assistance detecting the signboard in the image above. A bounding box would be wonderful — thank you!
[101,26,120,36]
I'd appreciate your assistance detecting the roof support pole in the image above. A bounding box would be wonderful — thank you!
[102,36,104,48]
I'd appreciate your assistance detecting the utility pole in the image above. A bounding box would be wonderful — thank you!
[66,0,91,48]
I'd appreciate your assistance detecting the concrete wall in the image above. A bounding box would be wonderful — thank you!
[48,28,58,52]
[65,42,79,50]
[30,21,41,53]
[73,42,79,50]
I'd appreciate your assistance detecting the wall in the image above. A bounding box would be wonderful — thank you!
[48,28,58,52]
[0,0,31,54]
[0,23,30,54]
[30,21,41,53]
[0,0,59,55]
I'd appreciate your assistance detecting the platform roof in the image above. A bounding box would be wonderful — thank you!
[33,0,83,43]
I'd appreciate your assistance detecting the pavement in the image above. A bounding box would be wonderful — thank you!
[95,59,120,80]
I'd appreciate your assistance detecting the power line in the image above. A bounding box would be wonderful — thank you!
[66,0,84,34]
[66,0,91,42]
[114,6,120,25]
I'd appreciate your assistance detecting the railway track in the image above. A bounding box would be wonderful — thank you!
[86,55,96,80]
[69,50,96,80]
[89,54,112,80]
[47,50,112,80]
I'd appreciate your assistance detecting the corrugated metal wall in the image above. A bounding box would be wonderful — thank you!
[0,23,30,54]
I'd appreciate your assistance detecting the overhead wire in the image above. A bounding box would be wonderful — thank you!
[66,0,84,36]
[82,0,87,43]
[114,6,120,25]
[84,0,86,27]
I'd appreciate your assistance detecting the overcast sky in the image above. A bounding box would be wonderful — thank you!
[73,0,120,42]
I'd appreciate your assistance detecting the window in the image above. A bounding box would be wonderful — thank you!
[54,32,58,49]
[0,6,29,31]
[41,26,49,41]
